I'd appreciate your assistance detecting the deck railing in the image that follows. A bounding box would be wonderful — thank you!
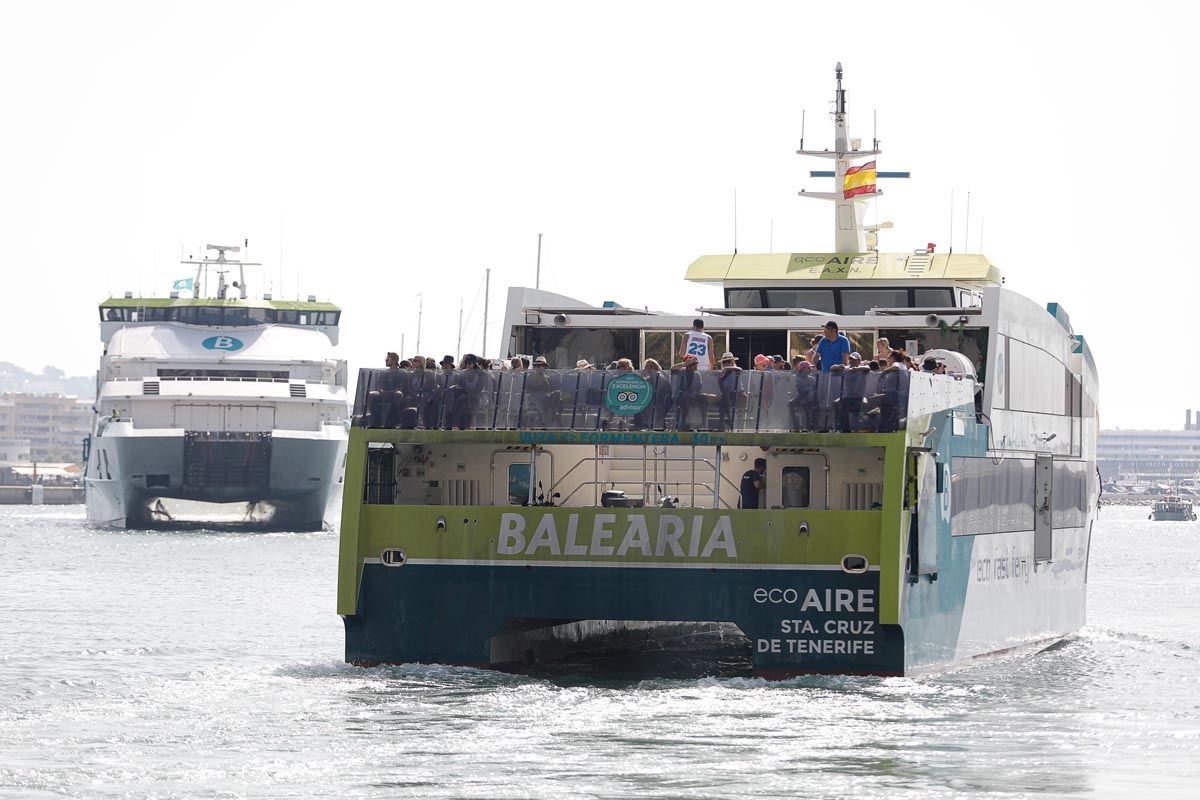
[353,367,911,434]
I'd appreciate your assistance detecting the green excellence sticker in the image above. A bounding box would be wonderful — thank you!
[604,373,653,416]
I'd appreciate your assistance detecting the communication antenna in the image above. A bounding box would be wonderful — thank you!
[239,238,249,298]
[799,110,806,151]
[415,294,423,354]
[456,298,464,360]
[535,233,543,290]
[948,189,955,253]
[964,191,972,253]
[482,268,491,357]
[732,189,738,254]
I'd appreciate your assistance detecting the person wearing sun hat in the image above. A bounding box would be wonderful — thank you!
[671,354,707,430]
[717,352,743,431]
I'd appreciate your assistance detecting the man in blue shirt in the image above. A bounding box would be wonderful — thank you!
[814,321,851,372]
[739,457,767,509]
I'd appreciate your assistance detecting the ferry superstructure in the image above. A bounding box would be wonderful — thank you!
[85,245,348,530]
[336,66,1100,676]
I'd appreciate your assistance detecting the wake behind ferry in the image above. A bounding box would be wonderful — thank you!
[85,244,349,530]
[337,66,1100,676]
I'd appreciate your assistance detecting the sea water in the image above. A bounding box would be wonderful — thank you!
[0,505,1196,799]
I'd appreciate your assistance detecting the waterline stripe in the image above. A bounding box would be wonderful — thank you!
[363,557,878,572]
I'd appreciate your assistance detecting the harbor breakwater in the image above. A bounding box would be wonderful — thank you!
[0,485,84,504]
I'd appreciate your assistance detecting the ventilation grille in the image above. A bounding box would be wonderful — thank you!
[440,479,481,506]
[842,482,883,510]
[289,383,307,398]
[143,381,160,395]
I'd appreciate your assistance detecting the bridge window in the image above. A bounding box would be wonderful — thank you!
[914,288,954,308]
[841,289,908,315]
[222,307,271,325]
[725,287,960,314]
[195,306,223,326]
[763,289,836,311]
[726,290,763,308]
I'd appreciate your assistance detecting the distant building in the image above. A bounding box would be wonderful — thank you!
[1098,409,1200,485]
[0,437,31,464]
[0,393,92,463]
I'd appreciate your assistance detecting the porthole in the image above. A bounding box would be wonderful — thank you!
[841,554,869,574]
[381,548,407,567]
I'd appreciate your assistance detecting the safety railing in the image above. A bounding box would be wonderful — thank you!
[353,367,912,434]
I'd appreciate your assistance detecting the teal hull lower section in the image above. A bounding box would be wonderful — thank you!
[345,563,905,676]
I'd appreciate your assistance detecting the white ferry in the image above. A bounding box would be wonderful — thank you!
[85,245,348,530]
[337,66,1100,676]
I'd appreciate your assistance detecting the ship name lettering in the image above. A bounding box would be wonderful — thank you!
[753,587,876,613]
[497,512,737,559]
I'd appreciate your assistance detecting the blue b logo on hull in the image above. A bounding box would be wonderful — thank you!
[202,335,244,351]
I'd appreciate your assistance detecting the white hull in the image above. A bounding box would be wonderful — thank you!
[86,428,346,530]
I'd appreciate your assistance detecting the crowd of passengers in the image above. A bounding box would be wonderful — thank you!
[365,320,955,432]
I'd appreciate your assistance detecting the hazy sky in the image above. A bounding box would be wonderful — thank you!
[1,1,1192,429]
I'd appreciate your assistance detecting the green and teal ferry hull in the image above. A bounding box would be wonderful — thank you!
[338,410,1094,678]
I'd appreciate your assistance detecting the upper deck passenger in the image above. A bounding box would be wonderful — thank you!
[815,321,851,372]
[679,319,716,371]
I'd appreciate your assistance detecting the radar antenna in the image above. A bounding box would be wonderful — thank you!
[179,242,261,300]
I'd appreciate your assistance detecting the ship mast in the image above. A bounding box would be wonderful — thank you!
[797,63,882,253]
[180,244,260,300]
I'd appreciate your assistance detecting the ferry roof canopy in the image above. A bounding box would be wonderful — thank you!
[101,297,340,311]
[685,252,1002,285]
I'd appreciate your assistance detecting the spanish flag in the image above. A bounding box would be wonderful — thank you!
[843,160,877,199]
